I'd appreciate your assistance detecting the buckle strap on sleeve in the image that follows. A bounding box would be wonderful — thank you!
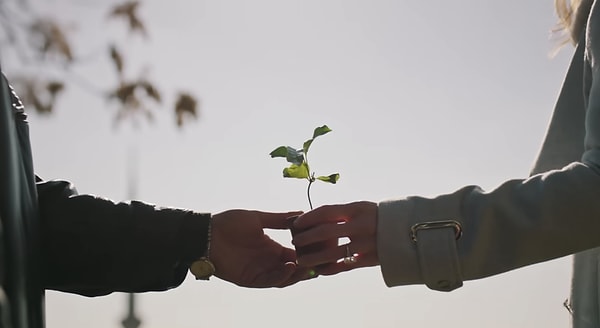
[411,220,463,292]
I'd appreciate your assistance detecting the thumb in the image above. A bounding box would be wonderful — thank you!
[258,211,304,229]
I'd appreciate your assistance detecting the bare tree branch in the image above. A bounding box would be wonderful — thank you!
[1,0,200,128]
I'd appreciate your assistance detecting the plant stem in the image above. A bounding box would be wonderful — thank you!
[305,153,314,210]
[307,178,314,210]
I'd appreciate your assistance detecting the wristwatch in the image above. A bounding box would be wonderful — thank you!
[190,215,216,280]
[190,257,216,280]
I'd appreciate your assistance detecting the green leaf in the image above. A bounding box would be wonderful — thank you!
[313,125,332,139]
[302,138,313,154]
[270,146,304,165]
[317,173,340,184]
[285,147,305,165]
[269,146,288,158]
[283,163,310,179]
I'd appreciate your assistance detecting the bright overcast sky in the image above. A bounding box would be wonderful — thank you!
[4,0,578,327]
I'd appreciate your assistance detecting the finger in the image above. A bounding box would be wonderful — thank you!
[296,239,376,267]
[258,211,304,229]
[296,244,347,267]
[344,239,377,259]
[294,240,335,261]
[294,201,376,231]
[293,204,352,230]
[293,222,351,246]
[279,246,297,263]
[315,252,380,276]
[316,252,379,276]
[292,216,375,247]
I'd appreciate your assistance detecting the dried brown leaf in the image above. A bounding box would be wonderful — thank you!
[29,19,73,61]
[109,79,162,126]
[128,15,147,36]
[108,1,147,37]
[31,91,52,114]
[46,81,64,96]
[109,45,124,74]
[139,80,161,103]
[109,1,140,17]
[111,83,137,104]
[12,77,61,114]
[174,92,199,127]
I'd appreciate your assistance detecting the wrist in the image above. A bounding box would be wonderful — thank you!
[190,214,216,280]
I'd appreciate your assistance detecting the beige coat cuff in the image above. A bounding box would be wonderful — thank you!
[377,194,464,287]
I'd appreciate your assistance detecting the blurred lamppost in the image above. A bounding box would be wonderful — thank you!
[121,147,140,328]
[121,293,140,328]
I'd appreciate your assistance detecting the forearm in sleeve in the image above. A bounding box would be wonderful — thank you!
[37,180,210,296]
[377,161,600,287]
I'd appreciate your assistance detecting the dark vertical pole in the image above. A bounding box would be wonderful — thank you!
[121,147,140,328]
[121,293,140,328]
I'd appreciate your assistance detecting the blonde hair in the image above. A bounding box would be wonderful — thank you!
[555,0,593,45]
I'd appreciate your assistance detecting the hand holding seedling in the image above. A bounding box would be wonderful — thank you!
[270,126,377,274]
[269,125,341,275]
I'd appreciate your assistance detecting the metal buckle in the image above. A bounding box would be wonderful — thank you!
[410,220,463,243]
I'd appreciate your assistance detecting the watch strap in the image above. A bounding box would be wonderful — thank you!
[190,215,216,280]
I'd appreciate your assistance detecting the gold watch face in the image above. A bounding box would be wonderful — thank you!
[190,258,215,280]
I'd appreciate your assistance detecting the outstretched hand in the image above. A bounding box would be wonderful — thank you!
[291,201,379,276]
[210,209,313,288]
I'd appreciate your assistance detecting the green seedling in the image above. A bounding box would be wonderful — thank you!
[270,124,340,209]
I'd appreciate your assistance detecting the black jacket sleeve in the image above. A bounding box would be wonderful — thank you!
[37,179,210,297]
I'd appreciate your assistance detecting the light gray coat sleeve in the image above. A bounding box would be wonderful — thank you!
[377,9,600,290]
